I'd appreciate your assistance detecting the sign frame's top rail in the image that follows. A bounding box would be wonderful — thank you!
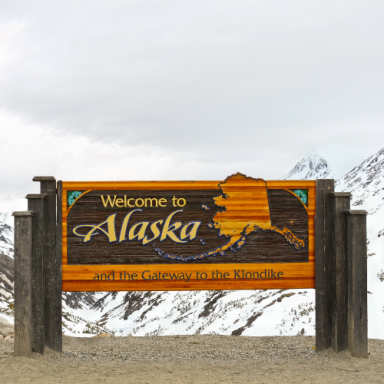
[61,180,317,190]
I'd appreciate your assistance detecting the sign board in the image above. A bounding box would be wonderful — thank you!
[61,173,316,291]
[14,176,369,357]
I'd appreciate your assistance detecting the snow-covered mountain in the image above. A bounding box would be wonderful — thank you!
[62,153,334,337]
[1,149,383,339]
[64,289,313,337]
[0,213,113,334]
[337,147,384,338]
[0,214,14,323]
[69,153,334,338]
[281,153,335,180]
[0,213,13,258]
[67,149,381,338]
[338,147,384,214]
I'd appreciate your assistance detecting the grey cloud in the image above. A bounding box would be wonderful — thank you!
[1,0,384,177]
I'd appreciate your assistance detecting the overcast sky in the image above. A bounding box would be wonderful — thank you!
[1,0,384,213]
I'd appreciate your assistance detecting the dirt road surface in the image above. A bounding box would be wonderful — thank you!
[1,335,383,383]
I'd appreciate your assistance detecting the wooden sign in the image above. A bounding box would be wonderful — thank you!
[61,173,316,291]
[15,176,370,357]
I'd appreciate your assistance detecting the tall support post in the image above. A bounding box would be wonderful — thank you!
[315,179,334,351]
[27,194,47,355]
[33,176,62,352]
[55,180,63,347]
[13,211,34,358]
[346,210,368,358]
[330,192,351,352]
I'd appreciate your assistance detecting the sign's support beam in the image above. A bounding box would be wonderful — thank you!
[330,192,351,352]
[13,211,34,358]
[55,181,63,344]
[346,210,368,358]
[33,176,62,352]
[315,179,334,351]
[27,194,47,355]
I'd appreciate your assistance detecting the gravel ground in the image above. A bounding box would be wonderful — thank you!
[1,335,384,383]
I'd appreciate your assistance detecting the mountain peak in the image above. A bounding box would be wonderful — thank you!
[337,147,384,213]
[281,153,334,180]
[339,147,384,192]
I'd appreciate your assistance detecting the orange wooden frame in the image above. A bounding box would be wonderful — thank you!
[61,180,316,291]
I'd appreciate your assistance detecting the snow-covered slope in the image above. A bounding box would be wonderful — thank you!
[71,150,379,338]
[0,214,110,331]
[62,153,337,338]
[281,153,335,180]
[1,150,383,339]
[0,213,13,258]
[338,147,384,214]
[0,214,14,323]
[337,147,384,338]
[70,289,314,337]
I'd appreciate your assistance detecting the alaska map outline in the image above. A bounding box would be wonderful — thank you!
[154,173,305,261]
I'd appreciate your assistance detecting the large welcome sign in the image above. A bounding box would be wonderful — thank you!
[61,173,316,291]
[14,176,369,358]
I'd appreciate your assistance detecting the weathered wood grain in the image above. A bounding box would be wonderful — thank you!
[62,180,317,190]
[13,211,33,358]
[55,181,63,350]
[27,194,46,355]
[315,179,334,351]
[330,192,351,352]
[62,261,315,291]
[53,181,63,352]
[66,189,310,265]
[61,179,316,291]
[63,278,315,291]
[346,210,368,358]
[34,177,62,352]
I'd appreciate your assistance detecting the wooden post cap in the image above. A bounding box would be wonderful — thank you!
[33,176,56,182]
[26,194,47,199]
[345,210,367,215]
[12,211,34,216]
[329,192,352,198]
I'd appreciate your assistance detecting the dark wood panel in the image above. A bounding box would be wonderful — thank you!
[67,188,309,265]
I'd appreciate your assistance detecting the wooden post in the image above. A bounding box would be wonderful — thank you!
[56,183,62,269]
[346,210,368,358]
[13,211,33,358]
[33,176,62,352]
[55,181,63,350]
[27,193,47,355]
[330,192,351,352]
[315,179,334,351]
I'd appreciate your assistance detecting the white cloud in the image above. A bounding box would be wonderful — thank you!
[1,0,384,213]
[0,111,274,213]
